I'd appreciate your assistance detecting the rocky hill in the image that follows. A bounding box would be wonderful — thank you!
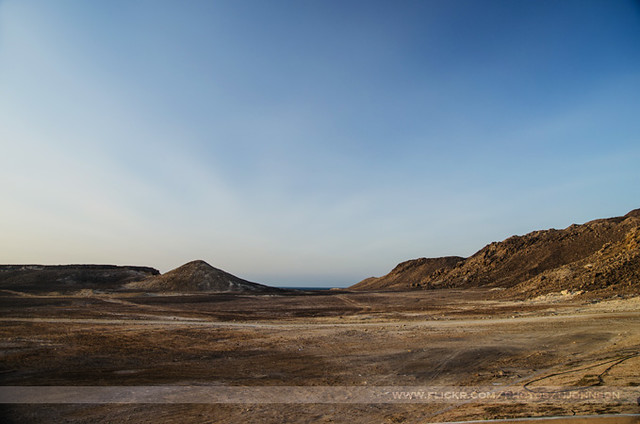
[125,260,279,293]
[0,265,159,293]
[351,256,464,291]
[351,209,640,297]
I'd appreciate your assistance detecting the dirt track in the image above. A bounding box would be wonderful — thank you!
[1,289,639,423]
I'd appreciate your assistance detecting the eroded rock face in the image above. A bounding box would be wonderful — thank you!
[351,209,640,297]
[511,224,640,298]
[0,265,160,293]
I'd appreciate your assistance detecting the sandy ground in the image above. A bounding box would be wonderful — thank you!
[0,289,639,423]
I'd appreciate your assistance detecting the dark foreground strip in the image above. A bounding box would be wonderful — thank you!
[0,386,638,405]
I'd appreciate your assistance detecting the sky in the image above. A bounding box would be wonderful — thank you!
[1,0,639,287]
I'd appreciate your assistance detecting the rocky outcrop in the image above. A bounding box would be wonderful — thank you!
[350,209,640,297]
[509,223,640,298]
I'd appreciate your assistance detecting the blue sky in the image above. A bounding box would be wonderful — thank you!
[1,0,639,287]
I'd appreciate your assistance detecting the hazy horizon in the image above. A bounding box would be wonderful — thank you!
[2,0,639,287]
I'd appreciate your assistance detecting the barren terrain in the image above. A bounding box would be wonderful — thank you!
[1,289,639,423]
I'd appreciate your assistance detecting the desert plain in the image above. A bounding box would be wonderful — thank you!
[1,288,639,423]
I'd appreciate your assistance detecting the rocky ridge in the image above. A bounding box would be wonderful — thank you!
[351,209,640,297]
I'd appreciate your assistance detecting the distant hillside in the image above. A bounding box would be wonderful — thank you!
[351,256,464,291]
[351,209,640,297]
[0,265,159,293]
[125,260,279,293]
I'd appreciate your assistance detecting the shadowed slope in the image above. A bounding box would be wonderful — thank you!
[0,265,159,293]
[351,256,464,291]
